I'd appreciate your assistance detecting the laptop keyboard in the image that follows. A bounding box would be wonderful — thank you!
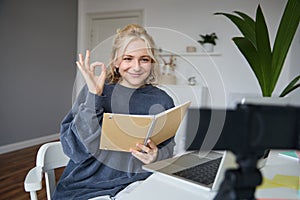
[173,157,222,186]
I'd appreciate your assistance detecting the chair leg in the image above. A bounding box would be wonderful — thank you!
[30,191,38,200]
[45,170,56,200]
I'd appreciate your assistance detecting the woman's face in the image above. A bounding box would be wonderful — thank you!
[116,39,152,88]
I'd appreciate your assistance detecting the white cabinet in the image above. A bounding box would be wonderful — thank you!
[158,84,208,108]
[158,84,208,155]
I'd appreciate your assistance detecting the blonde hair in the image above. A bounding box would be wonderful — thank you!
[107,24,159,85]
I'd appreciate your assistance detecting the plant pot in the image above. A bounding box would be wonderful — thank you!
[244,96,290,168]
[229,94,291,168]
[202,43,214,52]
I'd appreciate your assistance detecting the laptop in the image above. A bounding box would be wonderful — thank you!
[143,106,238,191]
[143,150,237,191]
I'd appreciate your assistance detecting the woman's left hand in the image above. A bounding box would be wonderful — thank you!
[130,139,158,164]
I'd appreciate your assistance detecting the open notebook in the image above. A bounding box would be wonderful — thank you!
[100,101,191,152]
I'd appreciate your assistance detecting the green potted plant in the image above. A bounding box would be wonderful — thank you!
[198,32,218,52]
[215,0,300,169]
[214,0,300,98]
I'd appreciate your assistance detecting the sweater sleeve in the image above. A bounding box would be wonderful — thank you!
[156,137,175,161]
[60,86,106,163]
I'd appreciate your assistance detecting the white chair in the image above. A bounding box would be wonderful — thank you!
[24,141,70,200]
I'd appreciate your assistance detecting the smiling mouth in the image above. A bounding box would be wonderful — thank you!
[128,72,143,77]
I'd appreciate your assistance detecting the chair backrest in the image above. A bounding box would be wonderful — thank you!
[37,141,69,199]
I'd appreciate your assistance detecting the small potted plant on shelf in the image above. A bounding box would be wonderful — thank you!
[197,32,218,52]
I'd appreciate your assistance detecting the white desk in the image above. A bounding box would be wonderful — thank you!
[122,150,300,200]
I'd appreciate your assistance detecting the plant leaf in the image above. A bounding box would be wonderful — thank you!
[214,12,256,47]
[279,75,300,97]
[255,5,273,96]
[232,37,267,96]
[272,0,300,91]
[234,11,256,44]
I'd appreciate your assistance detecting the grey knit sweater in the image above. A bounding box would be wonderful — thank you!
[52,84,175,200]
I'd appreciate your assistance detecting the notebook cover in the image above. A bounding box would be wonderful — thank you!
[100,101,191,152]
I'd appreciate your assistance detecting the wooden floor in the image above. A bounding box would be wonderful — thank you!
[0,143,64,200]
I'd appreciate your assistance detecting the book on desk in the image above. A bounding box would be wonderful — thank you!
[100,101,191,152]
[279,150,300,161]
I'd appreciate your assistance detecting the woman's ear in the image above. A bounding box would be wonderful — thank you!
[114,65,120,75]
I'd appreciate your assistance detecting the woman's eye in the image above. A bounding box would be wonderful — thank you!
[141,58,150,63]
[123,57,132,61]
[122,56,151,63]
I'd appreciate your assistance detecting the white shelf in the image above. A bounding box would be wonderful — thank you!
[158,52,221,57]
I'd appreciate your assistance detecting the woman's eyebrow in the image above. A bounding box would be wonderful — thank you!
[123,54,150,58]
[123,54,133,57]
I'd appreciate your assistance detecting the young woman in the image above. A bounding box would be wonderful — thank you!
[52,24,175,200]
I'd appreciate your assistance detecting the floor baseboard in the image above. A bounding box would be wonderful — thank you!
[0,133,60,154]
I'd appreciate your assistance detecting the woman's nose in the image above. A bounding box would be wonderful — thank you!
[132,59,141,70]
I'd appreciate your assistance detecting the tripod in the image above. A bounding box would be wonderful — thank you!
[214,151,265,200]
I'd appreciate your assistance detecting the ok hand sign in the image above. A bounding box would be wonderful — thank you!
[76,50,107,95]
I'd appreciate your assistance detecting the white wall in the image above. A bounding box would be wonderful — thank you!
[289,25,300,105]
[77,0,299,108]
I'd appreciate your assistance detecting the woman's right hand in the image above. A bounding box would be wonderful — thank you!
[76,50,107,95]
